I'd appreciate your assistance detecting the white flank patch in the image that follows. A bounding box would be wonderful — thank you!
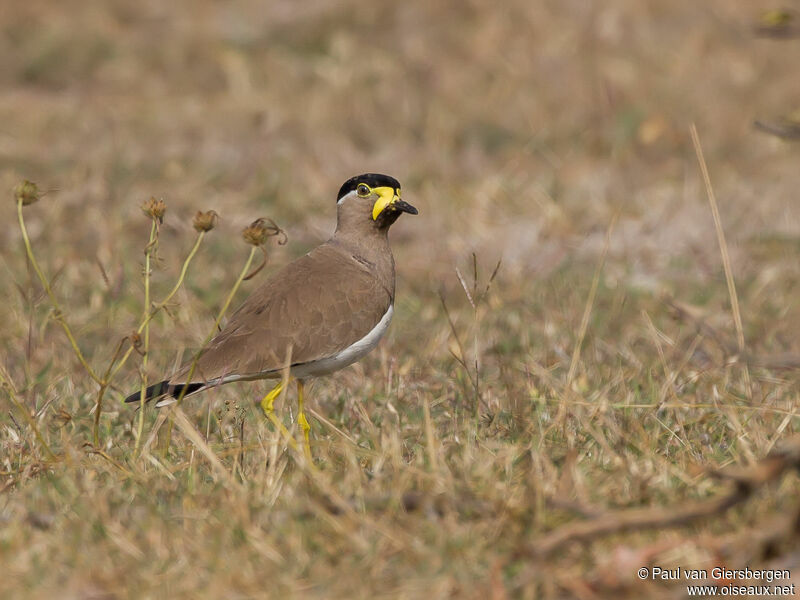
[291,304,394,378]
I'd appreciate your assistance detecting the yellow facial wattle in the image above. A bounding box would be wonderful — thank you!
[371,186,400,220]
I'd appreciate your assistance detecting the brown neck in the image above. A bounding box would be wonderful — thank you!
[330,199,396,301]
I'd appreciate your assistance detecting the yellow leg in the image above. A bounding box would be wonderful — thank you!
[297,379,312,459]
[259,381,284,417]
[258,380,299,452]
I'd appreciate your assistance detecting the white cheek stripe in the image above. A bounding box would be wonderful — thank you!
[337,190,355,205]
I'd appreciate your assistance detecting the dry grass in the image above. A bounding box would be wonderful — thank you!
[2,0,800,598]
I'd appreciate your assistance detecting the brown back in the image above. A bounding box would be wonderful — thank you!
[171,240,394,385]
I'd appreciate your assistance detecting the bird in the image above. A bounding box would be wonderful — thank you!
[124,173,417,456]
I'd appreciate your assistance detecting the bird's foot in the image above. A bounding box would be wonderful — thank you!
[257,381,302,453]
[259,381,284,418]
[298,412,312,459]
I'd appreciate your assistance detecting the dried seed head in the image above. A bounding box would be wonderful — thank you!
[193,210,218,232]
[130,331,144,355]
[242,217,286,247]
[242,221,268,247]
[51,408,73,429]
[142,197,167,223]
[14,180,41,206]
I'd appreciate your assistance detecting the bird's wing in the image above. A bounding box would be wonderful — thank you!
[170,243,392,385]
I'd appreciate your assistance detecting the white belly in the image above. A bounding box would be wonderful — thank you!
[289,304,393,378]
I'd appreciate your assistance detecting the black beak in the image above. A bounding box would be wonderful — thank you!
[392,199,418,215]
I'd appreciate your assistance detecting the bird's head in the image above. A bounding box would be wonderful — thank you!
[336,173,418,230]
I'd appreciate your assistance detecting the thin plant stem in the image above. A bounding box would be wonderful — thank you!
[103,231,204,448]
[153,231,206,313]
[689,124,752,400]
[566,214,616,387]
[134,220,159,457]
[456,262,480,424]
[452,257,501,430]
[16,200,102,385]
[438,291,474,414]
[161,246,258,453]
[0,366,56,461]
[177,246,257,402]
[107,231,206,383]
[92,336,128,447]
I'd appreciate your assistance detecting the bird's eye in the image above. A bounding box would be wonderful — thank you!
[357,184,371,197]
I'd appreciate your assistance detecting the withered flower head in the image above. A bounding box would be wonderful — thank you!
[14,180,41,206]
[130,331,144,356]
[142,197,167,223]
[242,217,286,247]
[193,210,219,232]
[51,408,73,429]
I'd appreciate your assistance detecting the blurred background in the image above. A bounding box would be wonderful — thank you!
[2,0,799,395]
[2,0,798,279]
[2,1,800,596]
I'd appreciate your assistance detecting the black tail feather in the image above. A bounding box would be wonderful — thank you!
[124,380,205,404]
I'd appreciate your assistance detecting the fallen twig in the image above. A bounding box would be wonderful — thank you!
[518,435,800,559]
